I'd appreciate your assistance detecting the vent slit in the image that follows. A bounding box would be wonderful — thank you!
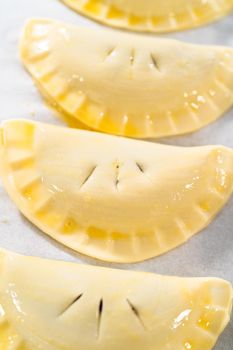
[136,162,144,173]
[104,47,116,61]
[59,293,83,316]
[97,299,103,339]
[150,54,160,71]
[126,299,146,330]
[130,49,135,66]
[80,166,97,188]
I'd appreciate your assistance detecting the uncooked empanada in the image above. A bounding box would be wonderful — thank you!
[1,120,233,263]
[60,0,233,33]
[0,248,232,350]
[20,19,233,138]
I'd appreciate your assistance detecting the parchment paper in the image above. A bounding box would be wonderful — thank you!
[0,1,232,348]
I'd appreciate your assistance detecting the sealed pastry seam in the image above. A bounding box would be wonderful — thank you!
[0,248,232,350]
[0,120,233,263]
[20,19,233,139]
[59,0,233,33]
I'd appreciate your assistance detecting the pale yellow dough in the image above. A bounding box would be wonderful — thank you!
[60,0,233,33]
[1,120,233,263]
[20,19,233,139]
[0,248,232,350]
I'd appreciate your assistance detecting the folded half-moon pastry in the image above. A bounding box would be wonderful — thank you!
[1,120,233,262]
[20,19,233,138]
[0,248,232,350]
[60,0,233,33]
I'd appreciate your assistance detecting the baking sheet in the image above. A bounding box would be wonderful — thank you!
[0,1,232,348]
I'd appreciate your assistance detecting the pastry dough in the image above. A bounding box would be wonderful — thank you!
[1,120,233,263]
[20,19,233,138]
[60,0,233,33]
[0,248,232,350]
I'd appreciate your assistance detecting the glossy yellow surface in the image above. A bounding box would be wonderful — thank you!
[0,249,232,350]
[60,0,233,33]
[1,120,233,263]
[20,19,233,138]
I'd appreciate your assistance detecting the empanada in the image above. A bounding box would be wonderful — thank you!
[20,19,233,138]
[0,248,232,350]
[60,0,233,33]
[1,120,233,262]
